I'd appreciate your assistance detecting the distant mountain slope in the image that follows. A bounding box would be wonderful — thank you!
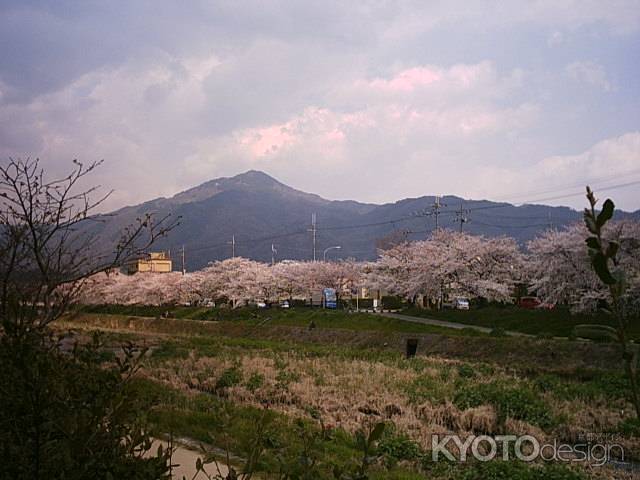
[91,171,639,270]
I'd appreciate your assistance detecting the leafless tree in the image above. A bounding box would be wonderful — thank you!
[375,228,410,252]
[0,158,178,335]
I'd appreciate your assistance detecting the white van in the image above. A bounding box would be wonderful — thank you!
[454,298,470,310]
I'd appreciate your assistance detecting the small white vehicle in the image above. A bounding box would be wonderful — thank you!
[454,298,470,310]
[256,301,268,308]
[280,300,290,309]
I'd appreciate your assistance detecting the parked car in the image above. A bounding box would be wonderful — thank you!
[280,300,290,309]
[518,296,541,309]
[256,301,269,309]
[454,298,470,310]
[203,298,215,308]
[535,301,556,310]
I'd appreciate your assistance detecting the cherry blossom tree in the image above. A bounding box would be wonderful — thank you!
[370,230,522,307]
[200,257,272,308]
[81,270,187,305]
[271,260,309,301]
[306,260,363,298]
[527,221,640,313]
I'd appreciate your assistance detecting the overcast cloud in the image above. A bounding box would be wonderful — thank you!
[1,1,639,210]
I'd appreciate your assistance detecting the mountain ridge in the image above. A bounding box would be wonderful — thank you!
[94,170,639,270]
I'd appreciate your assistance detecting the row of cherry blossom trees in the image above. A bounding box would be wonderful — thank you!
[79,222,640,312]
[81,257,363,307]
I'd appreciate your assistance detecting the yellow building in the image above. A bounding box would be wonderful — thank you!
[126,251,172,274]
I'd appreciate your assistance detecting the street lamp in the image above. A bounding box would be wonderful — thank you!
[323,245,341,261]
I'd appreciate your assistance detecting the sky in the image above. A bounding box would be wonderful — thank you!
[1,1,639,211]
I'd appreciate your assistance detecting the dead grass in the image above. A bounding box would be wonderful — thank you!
[142,346,639,460]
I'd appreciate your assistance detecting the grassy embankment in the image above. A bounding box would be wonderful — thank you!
[62,308,640,479]
[81,303,640,340]
[404,305,640,340]
[79,304,487,337]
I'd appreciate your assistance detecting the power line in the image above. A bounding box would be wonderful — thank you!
[316,177,640,235]
[433,179,640,218]
[472,220,554,229]
[171,178,640,259]
[320,213,421,232]
[504,179,640,206]
[453,202,470,232]
[490,168,640,202]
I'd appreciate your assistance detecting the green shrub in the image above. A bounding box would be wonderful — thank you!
[454,381,555,428]
[421,455,459,477]
[382,296,405,310]
[0,333,170,479]
[245,372,265,392]
[275,369,301,389]
[457,364,476,379]
[151,340,190,360]
[617,417,640,437]
[460,461,586,480]
[353,298,374,309]
[215,366,243,391]
[477,363,496,376]
[534,371,630,402]
[378,431,422,467]
[405,375,453,404]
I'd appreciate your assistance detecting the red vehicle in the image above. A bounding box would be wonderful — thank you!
[536,301,556,310]
[518,296,541,309]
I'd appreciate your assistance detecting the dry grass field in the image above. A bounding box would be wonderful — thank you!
[60,310,640,479]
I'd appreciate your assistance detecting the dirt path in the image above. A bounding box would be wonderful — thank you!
[378,311,534,337]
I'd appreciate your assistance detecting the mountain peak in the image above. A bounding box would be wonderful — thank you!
[228,170,285,187]
[170,170,326,205]
[235,169,277,180]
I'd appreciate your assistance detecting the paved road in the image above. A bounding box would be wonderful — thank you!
[150,439,232,479]
[378,311,533,338]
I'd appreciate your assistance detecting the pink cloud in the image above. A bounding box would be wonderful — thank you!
[325,129,345,142]
[239,124,295,157]
[365,62,494,93]
[369,67,442,92]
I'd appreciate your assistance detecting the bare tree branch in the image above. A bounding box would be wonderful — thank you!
[0,158,179,334]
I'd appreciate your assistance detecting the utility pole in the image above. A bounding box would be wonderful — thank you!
[308,213,317,261]
[547,212,554,230]
[431,196,446,231]
[454,203,470,232]
[271,243,277,266]
[228,235,236,258]
[181,245,186,275]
